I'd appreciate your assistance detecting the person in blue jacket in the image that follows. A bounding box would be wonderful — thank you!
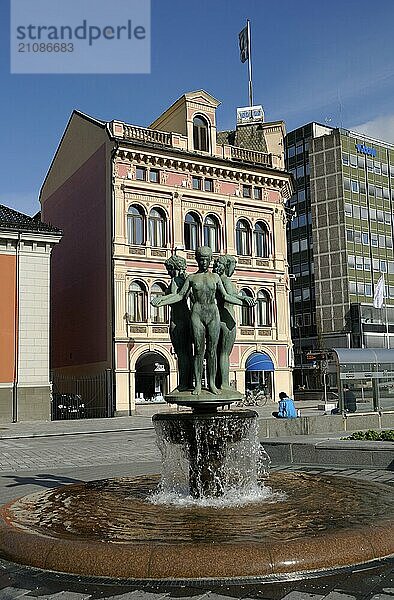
[272,392,298,418]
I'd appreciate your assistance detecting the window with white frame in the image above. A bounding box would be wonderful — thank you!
[128,281,147,322]
[127,204,145,245]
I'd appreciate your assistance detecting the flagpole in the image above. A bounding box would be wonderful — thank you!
[247,19,253,107]
[384,278,389,349]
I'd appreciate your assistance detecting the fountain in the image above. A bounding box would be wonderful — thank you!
[0,248,393,582]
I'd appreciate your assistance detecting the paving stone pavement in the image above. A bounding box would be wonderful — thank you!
[0,429,392,599]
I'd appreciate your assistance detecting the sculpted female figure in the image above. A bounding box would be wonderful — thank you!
[152,246,254,396]
[164,255,193,391]
[213,255,243,390]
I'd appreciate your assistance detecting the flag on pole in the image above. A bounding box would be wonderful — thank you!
[239,25,249,63]
[373,274,385,309]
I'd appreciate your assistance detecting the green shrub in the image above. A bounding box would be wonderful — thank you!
[342,429,394,441]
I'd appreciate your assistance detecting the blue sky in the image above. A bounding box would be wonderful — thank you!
[1,0,394,215]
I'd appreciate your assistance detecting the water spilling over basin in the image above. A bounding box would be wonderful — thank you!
[0,471,393,580]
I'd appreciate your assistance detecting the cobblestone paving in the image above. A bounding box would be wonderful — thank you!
[0,429,392,599]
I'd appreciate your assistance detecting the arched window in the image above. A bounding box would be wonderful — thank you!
[128,281,147,322]
[236,219,251,256]
[203,214,220,252]
[254,221,270,258]
[150,283,168,324]
[257,290,271,327]
[184,212,201,250]
[127,205,145,245]
[149,208,166,248]
[193,116,209,152]
[240,288,254,326]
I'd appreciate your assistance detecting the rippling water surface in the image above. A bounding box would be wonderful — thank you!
[5,472,394,544]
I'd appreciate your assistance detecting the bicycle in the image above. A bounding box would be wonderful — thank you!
[236,388,269,407]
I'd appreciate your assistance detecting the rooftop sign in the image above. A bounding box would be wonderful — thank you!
[355,143,376,158]
[236,105,264,125]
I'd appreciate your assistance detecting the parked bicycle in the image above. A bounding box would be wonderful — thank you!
[236,388,269,407]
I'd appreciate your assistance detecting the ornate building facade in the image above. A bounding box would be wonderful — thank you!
[40,90,293,415]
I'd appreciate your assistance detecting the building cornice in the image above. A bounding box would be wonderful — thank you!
[113,146,293,198]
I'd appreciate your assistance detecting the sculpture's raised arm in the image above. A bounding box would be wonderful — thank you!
[216,276,255,307]
[151,277,190,307]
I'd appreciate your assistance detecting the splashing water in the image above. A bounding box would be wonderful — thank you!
[151,411,282,507]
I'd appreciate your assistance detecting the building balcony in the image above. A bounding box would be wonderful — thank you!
[111,121,274,168]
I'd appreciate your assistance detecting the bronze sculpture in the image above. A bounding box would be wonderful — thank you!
[164,255,193,391]
[152,246,254,396]
[213,254,244,390]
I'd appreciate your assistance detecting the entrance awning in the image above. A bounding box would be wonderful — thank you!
[245,352,274,372]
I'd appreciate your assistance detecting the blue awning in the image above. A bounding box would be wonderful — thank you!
[246,352,274,372]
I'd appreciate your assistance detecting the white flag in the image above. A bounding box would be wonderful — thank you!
[373,274,385,309]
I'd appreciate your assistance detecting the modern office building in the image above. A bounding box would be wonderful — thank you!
[285,123,394,388]
[40,90,293,416]
[0,205,61,422]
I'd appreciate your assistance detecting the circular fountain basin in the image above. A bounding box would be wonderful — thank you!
[0,472,393,580]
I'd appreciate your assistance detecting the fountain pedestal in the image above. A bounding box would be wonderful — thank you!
[153,403,258,499]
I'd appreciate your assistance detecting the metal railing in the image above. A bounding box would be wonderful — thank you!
[51,370,113,420]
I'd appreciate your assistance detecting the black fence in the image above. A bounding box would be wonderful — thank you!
[51,370,114,420]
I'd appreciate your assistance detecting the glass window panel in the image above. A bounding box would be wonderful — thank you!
[149,169,159,183]
[348,255,355,268]
[361,207,368,219]
[254,222,269,257]
[344,203,352,216]
[382,163,388,176]
[254,187,262,200]
[354,231,361,244]
[243,185,252,198]
[377,210,384,222]
[364,257,371,271]
[193,116,209,151]
[370,208,377,220]
[356,256,363,270]
[342,153,349,165]
[344,177,351,191]
[203,215,220,252]
[136,167,146,181]
[204,179,213,192]
[371,234,378,247]
[346,229,354,242]
[192,176,202,190]
[292,240,299,253]
[300,238,308,251]
[353,205,360,219]
[150,283,168,323]
[257,290,271,326]
[287,145,295,158]
[128,205,145,245]
[386,236,393,249]
[350,154,357,167]
[351,180,359,193]
[359,180,366,194]
[362,232,369,245]
[240,289,254,326]
[236,220,251,255]
[379,234,386,248]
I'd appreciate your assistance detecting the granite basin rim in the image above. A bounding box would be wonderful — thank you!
[0,472,393,580]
